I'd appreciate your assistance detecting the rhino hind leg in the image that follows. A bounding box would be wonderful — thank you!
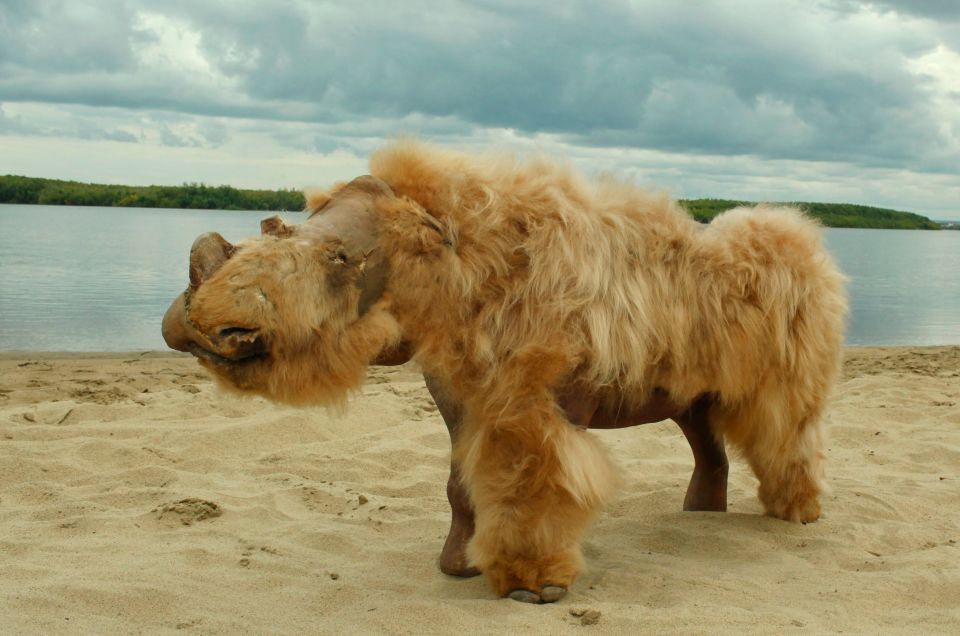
[673,396,729,512]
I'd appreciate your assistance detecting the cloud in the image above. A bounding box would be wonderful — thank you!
[0,0,140,73]
[0,1,957,217]
[835,0,960,21]
[2,1,956,169]
[0,104,31,134]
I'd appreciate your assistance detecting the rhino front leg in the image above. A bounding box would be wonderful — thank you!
[423,374,481,578]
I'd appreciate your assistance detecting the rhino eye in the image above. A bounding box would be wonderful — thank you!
[256,288,271,305]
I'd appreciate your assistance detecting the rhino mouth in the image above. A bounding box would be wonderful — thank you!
[188,342,269,366]
[187,327,270,367]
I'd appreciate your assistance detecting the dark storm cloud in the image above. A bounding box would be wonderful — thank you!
[0,0,956,171]
[0,0,141,73]
[0,101,138,142]
[845,0,960,20]
[175,0,957,170]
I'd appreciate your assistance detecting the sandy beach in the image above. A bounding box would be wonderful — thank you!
[1,347,957,634]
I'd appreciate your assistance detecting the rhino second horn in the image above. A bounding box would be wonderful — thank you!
[261,215,293,238]
[189,232,236,288]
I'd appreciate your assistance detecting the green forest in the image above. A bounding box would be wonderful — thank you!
[0,175,303,211]
[0,174,942,229]
[681,198,941,230]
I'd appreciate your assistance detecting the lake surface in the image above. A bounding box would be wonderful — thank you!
[1,204,958,350]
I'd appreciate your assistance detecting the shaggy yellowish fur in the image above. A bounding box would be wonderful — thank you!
[365,142,846,593]
[184,140,847,597]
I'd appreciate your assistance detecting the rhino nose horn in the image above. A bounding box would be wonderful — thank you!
[161,292,191,352]
[189,232,235,288]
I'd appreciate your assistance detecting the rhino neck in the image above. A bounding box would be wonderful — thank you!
[302,176,393,318]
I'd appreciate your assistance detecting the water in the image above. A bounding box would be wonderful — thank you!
[1,204,958,350]
[824,228,960,345]
[0,204,296,351]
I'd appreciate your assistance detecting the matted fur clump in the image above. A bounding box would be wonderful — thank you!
[164,140,847,600]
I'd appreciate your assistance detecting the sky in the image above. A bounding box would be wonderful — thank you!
[1,0,958,220]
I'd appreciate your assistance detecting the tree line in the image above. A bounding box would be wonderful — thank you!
[0,174,941,229]
[681,198,940,230]
[0,175,304,211]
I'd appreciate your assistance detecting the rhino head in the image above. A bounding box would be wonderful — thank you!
[161,176,407,405]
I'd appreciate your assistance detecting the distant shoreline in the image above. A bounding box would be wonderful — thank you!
[681,197,943,230]
[0,174,302,213]
[1,174,946,229]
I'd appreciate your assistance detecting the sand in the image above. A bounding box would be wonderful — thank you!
[1,347,957,634]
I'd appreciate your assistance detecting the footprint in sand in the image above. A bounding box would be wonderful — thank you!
[153,498,222,526]
[69,386,130,405]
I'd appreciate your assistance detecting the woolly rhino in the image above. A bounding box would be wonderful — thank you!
[162,141,847,603]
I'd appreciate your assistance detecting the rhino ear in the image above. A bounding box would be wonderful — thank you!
[261,215,293,238]
[189,232,235,289]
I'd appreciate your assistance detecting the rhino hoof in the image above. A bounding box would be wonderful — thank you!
[508,589,541,604]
